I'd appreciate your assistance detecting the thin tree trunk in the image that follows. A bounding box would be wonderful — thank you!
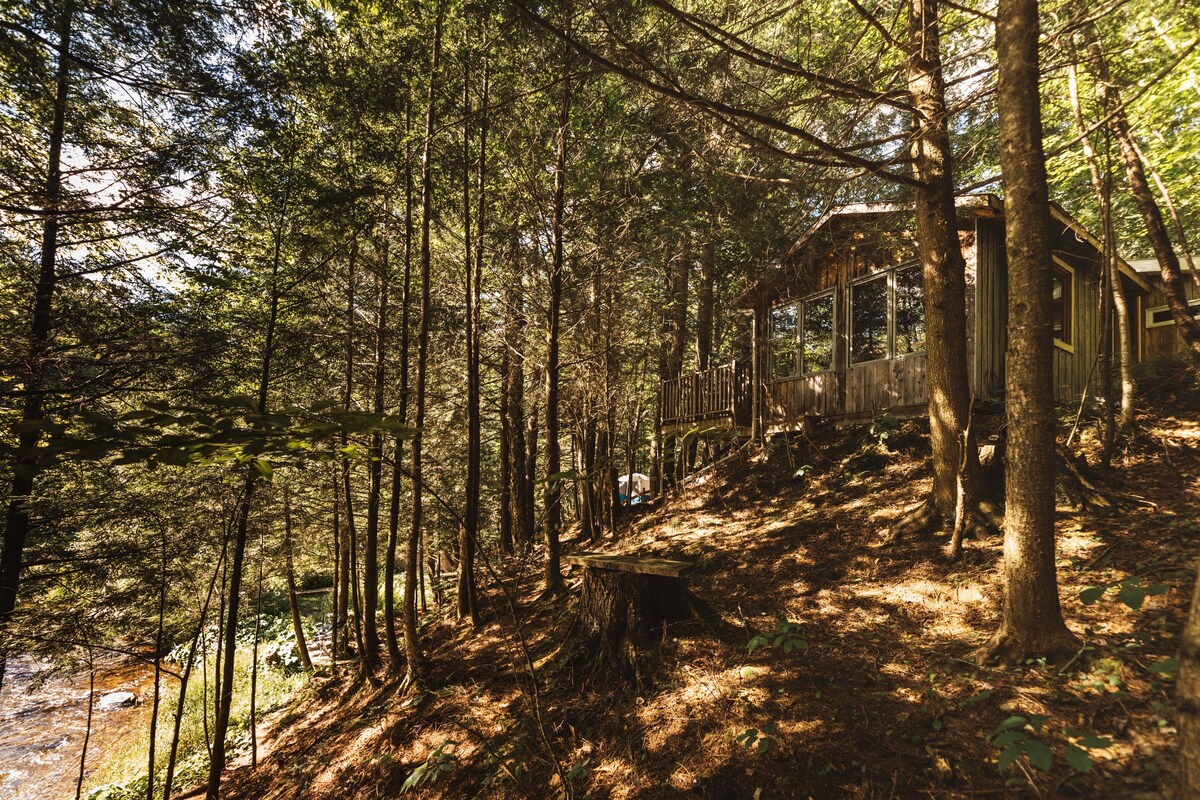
[405,0,444,690]
[1085,36,1200,360]
[507,239,532,548]
[364,238,389,672]
[283,488,313,672]
[341,240,366,662]
[0,0,72,690]
[249,526,264,768]
[696,238,715,373]
[386,94,414,669]
[459,55,487,626]
[163,539,227,800]
[542,26,571,596]
[206,158,290,800]
[979,0,1078,662]
[906,0,980,526]
[332,468,346,660]
[1067,58,1135,429]
[76,649,94,800]
[147,527,168,800]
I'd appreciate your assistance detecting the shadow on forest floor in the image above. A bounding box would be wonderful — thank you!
[220,397,1200,800]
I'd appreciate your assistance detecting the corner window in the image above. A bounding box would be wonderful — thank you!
[1052,262,1073,348]
[801,292,835,374]
[850,274,889,364]
[895,265,926,355]
[1146,299,1200,328]
[770,304,798,380]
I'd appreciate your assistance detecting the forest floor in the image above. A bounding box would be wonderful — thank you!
[219,367,1200,800]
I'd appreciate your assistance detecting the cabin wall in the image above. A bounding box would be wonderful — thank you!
[1051,229,1105,404]
[758,219,979,429]
[1142,273,1200,359]
[974,218,1007,400]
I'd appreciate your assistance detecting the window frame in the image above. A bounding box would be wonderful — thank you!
[768,302,800,381]
[1145,298,1200,328]
[799,288,837,376]
[892,262,926,361]
[848,260,925,367]
[848,271,892,367]
[1051,256,1075,353]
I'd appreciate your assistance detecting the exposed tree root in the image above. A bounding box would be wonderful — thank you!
[972,626,1080,666]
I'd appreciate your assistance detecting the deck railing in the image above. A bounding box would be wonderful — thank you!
[661,360,752,429]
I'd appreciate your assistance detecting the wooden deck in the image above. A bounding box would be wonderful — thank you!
[661,360,751,434]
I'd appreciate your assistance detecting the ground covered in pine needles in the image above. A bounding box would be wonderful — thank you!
[219,366,1200,800]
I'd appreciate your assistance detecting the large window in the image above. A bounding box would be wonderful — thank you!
[802,292,835,373]
[850,274,890,364]
[1052,262,1073,349]
[770,304,798,380]
[850,262,926,365]
[895,265,926,354]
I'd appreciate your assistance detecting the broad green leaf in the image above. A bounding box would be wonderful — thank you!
[1024,740,1052,771]
[1064,744,1093,772]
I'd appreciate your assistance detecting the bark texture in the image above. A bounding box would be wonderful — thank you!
[980,0,1077,663]
[905,0,979,524]
[1178,563,1200,797]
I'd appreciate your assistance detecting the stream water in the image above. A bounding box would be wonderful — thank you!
[0,654,157,800]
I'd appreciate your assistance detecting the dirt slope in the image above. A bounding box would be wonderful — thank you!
[220,396,1200,799]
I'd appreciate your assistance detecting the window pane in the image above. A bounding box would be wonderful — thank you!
[851,275,888,363]
[895,265,925,355]
[1052,267,1071,343]
[802,294,835,373]
[770,305,797,379]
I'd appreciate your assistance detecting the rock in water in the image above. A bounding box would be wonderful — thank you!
[98,691,137,710]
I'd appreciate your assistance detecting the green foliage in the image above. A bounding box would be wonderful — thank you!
[1078,578,1169,610]
[987,714,1113,777]
[868,413,900,448]
[401,740,459,793]
[735,722,780,753]
[748,618,808,655]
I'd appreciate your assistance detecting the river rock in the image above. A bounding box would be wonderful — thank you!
[98,691,137,710]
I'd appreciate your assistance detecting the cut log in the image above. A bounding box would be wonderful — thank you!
[564,553,691,578]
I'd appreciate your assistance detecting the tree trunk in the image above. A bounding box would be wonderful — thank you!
[283,489,313,672]
[505,230,532,550]
[364,240,388,672]
[696,237,715,372]
[542,33,570,596]
[1177,562,1200,796]
[206,161,290,799]
[385,94,415,669]
[905,0,980,525]
[978,0,1078,663]
[341,240,365,662]
[163,539,226,800]
[459,58,487,626]
[0,1,72,691]
[1085,36,1200,361]
[404,0,444,690]
[1067,58,1136,428]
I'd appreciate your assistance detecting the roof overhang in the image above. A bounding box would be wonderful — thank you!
[1049,204,1151,293]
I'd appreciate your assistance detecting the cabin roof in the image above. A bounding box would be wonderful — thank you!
[735,193,1148,307]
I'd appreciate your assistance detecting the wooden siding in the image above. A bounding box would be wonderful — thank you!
[1050,232,1105,403]
[1142,273,1200,358]
[974,218,1007,400]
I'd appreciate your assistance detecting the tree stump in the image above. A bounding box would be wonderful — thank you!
[564,554,712,687]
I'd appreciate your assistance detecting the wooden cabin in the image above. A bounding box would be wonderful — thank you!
[1127,257,1200,360]
[661,194,1151,436]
